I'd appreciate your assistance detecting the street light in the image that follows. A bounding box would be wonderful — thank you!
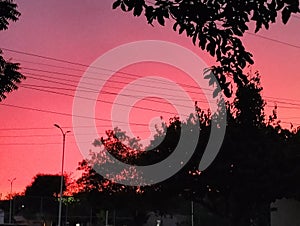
[8,177,16,224]
[54,124,70,226]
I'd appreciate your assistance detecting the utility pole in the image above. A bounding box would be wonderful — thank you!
[8,178,16,224]
[54,124,70,226]
[191,200,194,226]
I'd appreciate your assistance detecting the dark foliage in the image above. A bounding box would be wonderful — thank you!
[0,0,25,101]
[25,174,65,198]
[112,0,299,97]
[75,72,300,226]
[0,0,20,30]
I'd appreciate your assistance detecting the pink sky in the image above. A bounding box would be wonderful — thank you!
[0,0,300,197]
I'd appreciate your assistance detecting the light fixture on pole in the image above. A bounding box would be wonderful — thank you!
[8,177,16,224]
[54,124,70,226]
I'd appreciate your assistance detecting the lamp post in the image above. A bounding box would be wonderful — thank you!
[54,124,70,226]
[8,177,16,224]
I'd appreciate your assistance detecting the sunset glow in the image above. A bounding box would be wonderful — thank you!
[0,0,300,197]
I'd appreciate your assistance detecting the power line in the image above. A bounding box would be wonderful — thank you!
[20,85,204,110]
[23,73,209,102]
[23,69,300,110]
[279,116,300,120]
[1,100,300,128]
[21,69,212,100]
[19,64,213,92]
[2,83,300,125]
[21,69,300,111]
[0,103,300,138]
[2,47,213,92]
[0,102,201,127]
[15,81,300,117]
[245,31,300,49]
[20,85,195,117]
[265,96,300,103]
[264,104,300,110]
[280,121,300,126]
[20,66,213,95]
[11,77,300,117]
[0,103,150,126]
[0,125,163,132]
[266,100,300,107]
[0,117,298,136]
[2,44,300,108]
[0,129,159,137]
[1,48,97,69]
[3,47,300,103]
[23,73,198,100]
[20,66,300,109]
[2,43,300,127]
[0,125,105,131]
[20,82,210,105]
[0,141,93,146]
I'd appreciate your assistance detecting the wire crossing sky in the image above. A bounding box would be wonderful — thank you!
[0,0,300,196]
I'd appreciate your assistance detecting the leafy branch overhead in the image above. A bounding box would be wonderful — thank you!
[0,0,25,101]
[0,52,25,100]
[0,0,20,30]
[112,0,300,97]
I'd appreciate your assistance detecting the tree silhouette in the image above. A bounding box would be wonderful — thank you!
[160,73,298,226]
[152,72,296,226]
[112,0,299,97]
[25,174,66,198]
[18,174,68,223]
[75,71,300,226]
[191,79,287,226]
[0,0,20,30]
[0,0,25,101]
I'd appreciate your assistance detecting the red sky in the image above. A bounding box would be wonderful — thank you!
[0,0,300,197]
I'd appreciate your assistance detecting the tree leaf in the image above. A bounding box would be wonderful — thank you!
[276,0,284,10]
[145,6,154,23]
[179,25,185,34]
[207,42,216,57]
[282,7,291,24]
[254,20,262,33]
[162,9,169,18]
[223,86,232,98]
[204,71,212,80]
[112,0,121,9]
[213,87,221,98]
[199,35,207,50]
[157,13,165,25]
[192,33,197,45]
[121,2,126,11]
[133,4,143,16]
[244,52,254,64]
[173,22,179,31]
